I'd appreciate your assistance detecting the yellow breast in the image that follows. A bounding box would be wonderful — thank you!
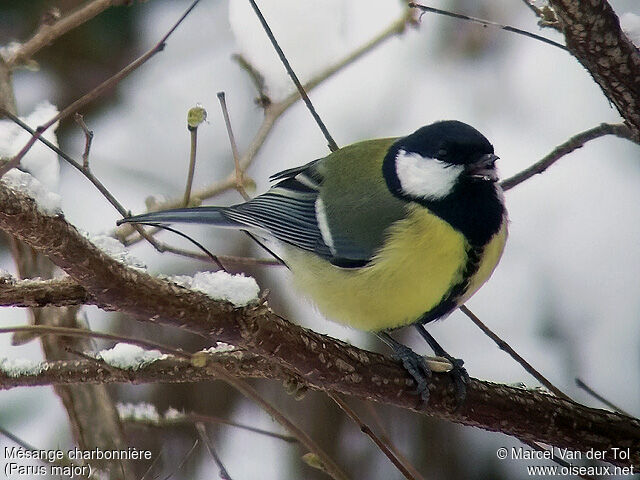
[284,206,506,332]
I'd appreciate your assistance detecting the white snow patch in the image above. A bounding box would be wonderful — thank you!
[621,13,640,47]
[117,402,161,424]
[163,407,185,421]
[0,357,45,377]
[89,234,146,270]
[202,342,237,354]
[169,271,259,307]
[1,169,62,215]
[0,42,21,62]
[0,101,61,189]
[98,343,166,370]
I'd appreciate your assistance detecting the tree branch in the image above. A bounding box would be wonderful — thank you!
[546,0,640,140]
[0,183,638,468]
[5,0,137,68]
[501,123,635,191]
[0,276,91,308]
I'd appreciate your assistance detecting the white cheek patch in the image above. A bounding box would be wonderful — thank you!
[395,149,463,200]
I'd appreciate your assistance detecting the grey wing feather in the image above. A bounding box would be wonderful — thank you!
[120,159,375,267]
[220,172,332,259]
[225,164,372,266]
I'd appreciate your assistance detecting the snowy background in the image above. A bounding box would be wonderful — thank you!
[1,1,639,479]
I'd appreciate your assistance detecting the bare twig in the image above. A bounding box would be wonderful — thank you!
[247,0,339,152]
[0,325,190,360]
[328,393,420,480]
[575,378,633,417]
[158,440,199,480]
[119,9,411,243]
[546,0,640,140]
[3,94,638,471]
[206,363,350,480]
[183,105,207,206]
[0,350,297,391]
[501,123,635,191]
[0,0,201,178]
[459,305,570,401]
[0,108,163,250]
[408,2,567,50]
[142,412,296,443]
[74,113,94,170]
[218,92,250,200]
[196,423,233,480]
[362,403,426,480]
[0,123,47,175]
[6,0,136,68]
[232,54,270,106]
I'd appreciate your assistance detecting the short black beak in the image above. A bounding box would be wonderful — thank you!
[467,153,499,182]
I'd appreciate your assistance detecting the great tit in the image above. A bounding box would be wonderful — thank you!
[118,120,508,402]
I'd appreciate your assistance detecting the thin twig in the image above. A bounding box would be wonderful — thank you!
[575,378,633,417]
[74,113,94,170]
[0,0,201,178]
[501,123,635,191]
[157,243,281,266]
[183,127,197,206]
[183,413,296,443]
[6,0,134,68]
[232,53,270,107]
[159,440,199,480]
[119,9,411,244]
[183,105,207,206]
[362,403,426,480]
[196,423,233,480]
[140,443,165,480]
[0,124,47,175]
[0,325,190,360]
[247,0,339,152]
[459,305,571,401]
[408,2,567,50]
[328,393,419,480]
[205,363,350,480]
[218,92,250,200]
[0,108,163,250]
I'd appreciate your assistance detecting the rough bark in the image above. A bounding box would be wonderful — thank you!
[548,0,640,140]
[0,183,638,468]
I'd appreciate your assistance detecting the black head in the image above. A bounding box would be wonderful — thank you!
[401,120,494,165]
[382,120,505,246]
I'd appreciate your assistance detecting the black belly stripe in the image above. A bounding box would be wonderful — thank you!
[416,244,484,325]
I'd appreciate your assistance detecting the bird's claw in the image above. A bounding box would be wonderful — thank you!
[392,344,432,402]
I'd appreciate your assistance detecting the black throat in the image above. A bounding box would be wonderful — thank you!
[382,147,505,247]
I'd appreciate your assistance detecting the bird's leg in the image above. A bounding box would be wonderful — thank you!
[414,324,469,407]
[376,331,431,402]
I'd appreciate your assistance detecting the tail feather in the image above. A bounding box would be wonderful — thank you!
[117,206,243,228]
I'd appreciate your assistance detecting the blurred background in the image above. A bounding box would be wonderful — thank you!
[1,0,639,478]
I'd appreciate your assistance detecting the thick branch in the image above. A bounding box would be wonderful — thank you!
[0,183,638,467]
[0,276,91,308]
[547,0,640,140]
[0,354,293,390]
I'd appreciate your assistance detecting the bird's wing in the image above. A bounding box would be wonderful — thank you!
[222,159,375,267]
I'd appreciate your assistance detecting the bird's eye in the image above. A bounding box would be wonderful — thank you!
[436,149,448,159]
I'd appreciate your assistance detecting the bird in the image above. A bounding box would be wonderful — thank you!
[118,120,508,403]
